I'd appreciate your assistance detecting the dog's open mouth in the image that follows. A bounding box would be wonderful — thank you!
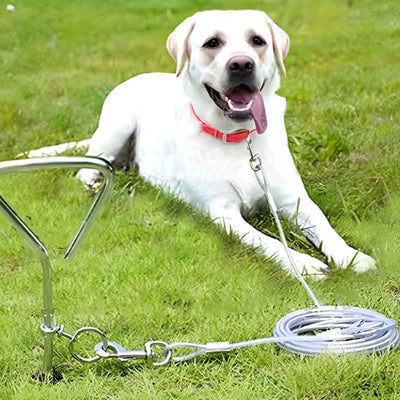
[205,84,267,134]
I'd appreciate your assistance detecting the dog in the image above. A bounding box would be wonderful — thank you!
[27,10,376,277]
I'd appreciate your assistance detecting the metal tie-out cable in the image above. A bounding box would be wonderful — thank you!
[246,137,321,307]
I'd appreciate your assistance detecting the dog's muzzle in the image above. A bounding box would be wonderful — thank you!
[204,56,268,134]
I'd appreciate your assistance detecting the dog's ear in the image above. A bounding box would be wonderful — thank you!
[267,19,290,76]
[167,15,196,77]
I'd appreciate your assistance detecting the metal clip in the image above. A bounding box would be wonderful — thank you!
[246,138,262,171]
[93,340,172,366]
[94,341,150,362]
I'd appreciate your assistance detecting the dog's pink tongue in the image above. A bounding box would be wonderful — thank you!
[250,93,267,134]
[229,90,267,134]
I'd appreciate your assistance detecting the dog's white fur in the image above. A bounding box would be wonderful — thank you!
[27,10,375,277]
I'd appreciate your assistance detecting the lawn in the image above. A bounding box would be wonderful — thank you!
[1,0,400,398]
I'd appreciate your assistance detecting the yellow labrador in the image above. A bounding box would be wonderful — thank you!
[28,10,376,277]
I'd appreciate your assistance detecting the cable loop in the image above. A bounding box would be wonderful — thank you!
[273,306,400,355]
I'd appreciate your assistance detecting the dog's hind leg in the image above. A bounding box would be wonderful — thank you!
[18,139,91,158]
[77,83,138,187]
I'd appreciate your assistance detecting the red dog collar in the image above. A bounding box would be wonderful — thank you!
[190,104,256,143]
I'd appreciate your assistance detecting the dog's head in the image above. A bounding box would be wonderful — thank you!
[167,10,290,133]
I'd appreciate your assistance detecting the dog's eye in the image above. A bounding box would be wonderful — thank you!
[252,36,267,47]
[203,38,221,49]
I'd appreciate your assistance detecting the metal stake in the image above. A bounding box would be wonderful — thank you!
[0,156,115,376]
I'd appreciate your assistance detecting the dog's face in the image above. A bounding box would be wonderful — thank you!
[167,10,290,132]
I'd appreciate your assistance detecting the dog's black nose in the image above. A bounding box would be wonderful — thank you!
[228,56,255,73]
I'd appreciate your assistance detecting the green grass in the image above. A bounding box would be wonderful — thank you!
[1,0,400,398]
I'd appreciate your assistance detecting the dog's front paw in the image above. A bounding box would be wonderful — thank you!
[283,251,329,280]
[331,249,376,273]
[350,252,376,273]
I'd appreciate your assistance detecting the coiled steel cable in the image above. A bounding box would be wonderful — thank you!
[273,305,400,355]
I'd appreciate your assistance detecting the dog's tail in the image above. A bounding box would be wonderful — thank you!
[17,139,91,159]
